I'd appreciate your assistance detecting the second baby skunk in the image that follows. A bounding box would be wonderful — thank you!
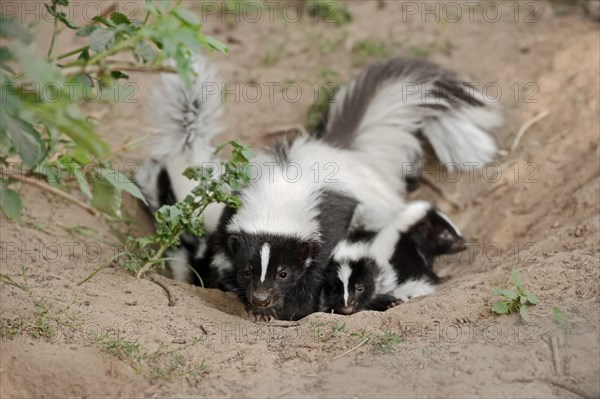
[321,201,466,315]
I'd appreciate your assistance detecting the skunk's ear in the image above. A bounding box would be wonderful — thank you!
[412,209,466,256]
[227,235,240,255]
[298,242,319,267]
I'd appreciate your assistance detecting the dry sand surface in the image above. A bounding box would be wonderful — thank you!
[1,1,599,397]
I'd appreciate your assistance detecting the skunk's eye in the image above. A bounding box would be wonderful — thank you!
[244,269,251,277]
[356,285,364,292]
[279,272,288,279]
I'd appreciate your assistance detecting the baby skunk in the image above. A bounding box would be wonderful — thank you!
[321,202,466,315]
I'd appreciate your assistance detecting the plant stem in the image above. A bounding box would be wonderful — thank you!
[61,62,177,77]
[136,226,185,278]
[52,46,89,62]
[135,201,211,278]
[98,132,154,161]
[47,16,59,59]
[1,169,99,216]
[87,33,144,66]
[57,34,144,73]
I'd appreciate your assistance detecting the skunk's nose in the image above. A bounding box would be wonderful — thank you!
[251,290,273,308]
[450,239,467,253]
[339,305,354,315]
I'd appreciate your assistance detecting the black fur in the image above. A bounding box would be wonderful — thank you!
[321,207,466,315]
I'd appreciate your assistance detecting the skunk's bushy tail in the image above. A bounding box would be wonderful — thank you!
[321,57,501,175]
[147,55,223,161]
[135,54,225,283]
[136,54,224,209]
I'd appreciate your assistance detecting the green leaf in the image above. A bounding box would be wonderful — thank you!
[55,11,78,29]
[3,112,45,167]
[520,295,528,305]
[55,0,69,6]
[77,25,98,37]
[492,286,518,300]
[241,147,256,160]
[78,48,90,60]
[110,70,129,80]
[204,35,228,54]
[519,305,531,322]
[91,16,116,28]
[491,301,511,315]
[98,168,147,204]
[133,41,156,63]
[0,17,33,44]
[92,175,122,217]
[172,8,201,27]
[213,141,230,155]
[0,184,23,222]
[10,43,63,86]
[511,269,524,292]
[526,292,540,305]
[552,306,569,329]
[89,28,116,53]
[0,47,12,63]
[0,273,28,291]
[73,168,92,199]
[110,12,132,25]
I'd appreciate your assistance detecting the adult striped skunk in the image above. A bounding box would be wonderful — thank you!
[136,53,501,320]
[321,201,466,315]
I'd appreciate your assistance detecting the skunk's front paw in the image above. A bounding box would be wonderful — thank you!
[246,307,276,322]
[387,299,405,309]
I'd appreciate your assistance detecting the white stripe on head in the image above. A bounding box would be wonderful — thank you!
[260,243,271,283]
[337,263,352,306]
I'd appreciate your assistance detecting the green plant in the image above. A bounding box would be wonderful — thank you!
[96,141,253,280]
[349,328,403,355]
[553,306,571,332]
[491,269,540,322]
[307,0,352,25]
[1,0,227,222]
[331,322,348,334]
[371,330,403,354]
[308,320,326,338]
[96,333,206,379]
[408,39,453,58]
[352,38,396,66]
[0,267,64,341]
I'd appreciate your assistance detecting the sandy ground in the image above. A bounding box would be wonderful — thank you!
[1,1,599,397]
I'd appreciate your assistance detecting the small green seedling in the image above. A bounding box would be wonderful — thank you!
[307,0,352,25]
[553,306,571,332]
[491,269,539,322]
[331,322,348,334]
[552,306,572,344]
